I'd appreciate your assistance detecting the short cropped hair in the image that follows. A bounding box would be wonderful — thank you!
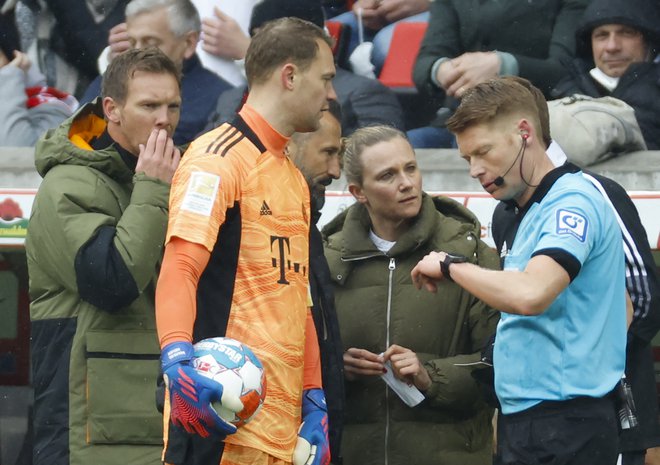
[501,76,551,148]
[102,47,181,104]
[343,125,409,186]
[245,17,332,87]
[125,0,200,36]
[446,78,543,139]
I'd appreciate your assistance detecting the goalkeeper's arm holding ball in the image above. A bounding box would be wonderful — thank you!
[156,238,243,438]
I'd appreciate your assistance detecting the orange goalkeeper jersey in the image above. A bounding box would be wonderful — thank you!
[162,105,311,461]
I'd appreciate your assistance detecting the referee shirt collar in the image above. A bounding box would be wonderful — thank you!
[516,162,581,214]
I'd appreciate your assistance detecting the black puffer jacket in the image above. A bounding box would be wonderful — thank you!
[552,0,660,149]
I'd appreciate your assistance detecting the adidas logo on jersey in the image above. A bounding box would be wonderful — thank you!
[260,201,272,216]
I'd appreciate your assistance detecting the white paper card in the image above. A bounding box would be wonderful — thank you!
[380,360,425,407]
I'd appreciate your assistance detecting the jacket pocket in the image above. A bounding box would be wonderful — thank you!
[85,330,162,445]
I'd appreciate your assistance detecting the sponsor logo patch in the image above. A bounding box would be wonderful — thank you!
[181,171,220,216]
[556,209,588,242]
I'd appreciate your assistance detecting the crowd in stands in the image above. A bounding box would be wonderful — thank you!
[1,0,658,159]
[78,0,232,145]
[2,1,660,465]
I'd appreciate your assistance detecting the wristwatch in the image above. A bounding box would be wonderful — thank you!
[440,253,468,282]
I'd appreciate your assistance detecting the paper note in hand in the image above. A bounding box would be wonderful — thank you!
[380,360,425,407]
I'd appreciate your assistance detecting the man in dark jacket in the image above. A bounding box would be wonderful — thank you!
[205,0,405,137]
[26,48,181,465]
[552,0,660,150]
[289,99,346,464]
[408,0,589,148]
[79,0,232,145]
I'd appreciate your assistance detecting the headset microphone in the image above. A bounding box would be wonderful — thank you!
[493,134,528,187]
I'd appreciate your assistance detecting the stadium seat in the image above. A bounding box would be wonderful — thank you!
[378,21,428,91]
[325,20,351,68]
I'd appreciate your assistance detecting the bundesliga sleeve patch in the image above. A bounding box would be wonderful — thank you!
[556,209,588,242]
[180,171,220,216]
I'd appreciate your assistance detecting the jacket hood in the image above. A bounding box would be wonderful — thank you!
[34,99,134,183]
[322,193,483,281]
[575,0,660,59]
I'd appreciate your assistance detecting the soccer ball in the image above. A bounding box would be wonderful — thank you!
[192,337,267,427]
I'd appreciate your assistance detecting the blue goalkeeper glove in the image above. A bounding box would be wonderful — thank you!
[162,341,243,438]
[293,388,330,465]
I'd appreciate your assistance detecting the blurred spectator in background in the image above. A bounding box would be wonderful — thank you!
[410,0,589,148]
[207,0,405,137]
[9,0,129,97]
[100,0,257,86]
[80,0,231,145]
[0,11,77,146]
[329,0,430,75]
[552,0,660,150]
[192,0,255,86]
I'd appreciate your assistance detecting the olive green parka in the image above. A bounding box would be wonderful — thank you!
[26,102,169,465]
[323,193,500,465]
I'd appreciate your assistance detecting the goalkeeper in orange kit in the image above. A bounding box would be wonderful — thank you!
[155,16,337,465]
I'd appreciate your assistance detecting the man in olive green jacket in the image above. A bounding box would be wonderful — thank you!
[26,48,181,465]
[323,193,500,465]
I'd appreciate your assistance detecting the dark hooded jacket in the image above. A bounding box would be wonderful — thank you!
[323,194,500,465]
[552,0,660,149]
[413,0,589,103]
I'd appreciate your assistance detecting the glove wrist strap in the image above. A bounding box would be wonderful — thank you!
[302,388,327,417]
[162,341,194,371]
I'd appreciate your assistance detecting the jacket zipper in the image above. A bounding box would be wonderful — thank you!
[386,258,395,349]
[339,252,394,462]
[384,257,395,465]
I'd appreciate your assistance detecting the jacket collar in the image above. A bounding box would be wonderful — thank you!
[90,129,137,172]
[34,100,136,183]
[323,192,484,286]
[181,54,201,75]
[333,193,463,259]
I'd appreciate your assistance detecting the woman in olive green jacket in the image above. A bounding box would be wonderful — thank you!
[323,126,499,465]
